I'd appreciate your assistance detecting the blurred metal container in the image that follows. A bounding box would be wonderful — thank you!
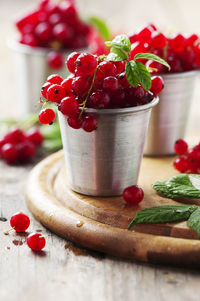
[58,97,159,196]
[8,40,85,116]
[144,71,199,156]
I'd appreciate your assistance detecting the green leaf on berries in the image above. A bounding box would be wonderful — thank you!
[125,60,140,87]
[107,47,128,61]
[106,34,131,52]
[87,16,111,41]
[188,207,200,238]
[135,61,151,91]
[128,205,198,230]
[134,53,171,70]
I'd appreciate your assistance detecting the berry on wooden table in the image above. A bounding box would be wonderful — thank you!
[26,232,46,251]
[123,185,144,205]
[10,212,30,232]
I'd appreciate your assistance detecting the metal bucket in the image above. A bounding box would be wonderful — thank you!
[144,70,199,156]
[8,40,85,116]
[58,97,159,196]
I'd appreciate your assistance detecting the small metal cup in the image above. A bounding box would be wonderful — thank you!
[59,97,159,197]
[8,40,86,116]
[144,71,199,156]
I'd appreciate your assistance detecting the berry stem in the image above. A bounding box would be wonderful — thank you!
[79,68,97,118]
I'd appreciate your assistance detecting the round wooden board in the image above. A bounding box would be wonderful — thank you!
[26,151,200,268]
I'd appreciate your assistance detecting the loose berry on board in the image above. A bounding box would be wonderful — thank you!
[123,185,144,205]
[26,232,46,251]
[10,212,30,232]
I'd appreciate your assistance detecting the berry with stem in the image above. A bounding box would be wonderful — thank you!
[26,233,46,251]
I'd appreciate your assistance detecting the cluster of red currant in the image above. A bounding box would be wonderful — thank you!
[174,139,200,173]
[0,128,43,164]
[39,52,163,132]
[16,0,93,69]
[8,212,46,251]
[129,24,200,73]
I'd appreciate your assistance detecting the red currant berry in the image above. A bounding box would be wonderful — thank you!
[59,96,79,117]
[4,128,26,145]
[82,115,98,132]
[71,76,90,96]
[114,61,126,74]
[26,233,46,251]
[61,75,74,91]
[150,76,164,95]
[117,72,129,88]
[137,26,153,43]
[34,22,52,42]
[46,84,66,103]
[67,116,83,129]
[10,212,30,232]
[75,53,98,76]
[151,32,167,49]
[47,51,64,69]
[174,139,188,155]
[174,157,189,173]
[123,185,144,205]
[129,33,138,44]
[130,42,149,60]
[89,90,110,108]
[26,128,44,147]
[146,60,163,74]
[96,61,117,80]
[41,82,52,98]
[169,34,186,53]
[20,34,38,47]
[47,74,63,84]
[1,143,18,164]
[66,52,80,73]
[17,141,35,162]
[103,76,119,92]
[39,108,56,124]
[110,89,126,106]
[53,23,72,42]
[188,148,200,161]
[185,34,198,47]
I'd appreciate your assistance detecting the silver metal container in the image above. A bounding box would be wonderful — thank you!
[58,97,159,196]
[8,40,86,116]
[144,70,199,156]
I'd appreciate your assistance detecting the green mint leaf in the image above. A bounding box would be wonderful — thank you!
[134,53,171,70]
[125,60,140,87]
[154,174,200,199]
[128,205,198,230]
[135,61,151,91]
[153,180,174,199]
[187,207,200,238]
[87,16,111,41]
[107,47,128,61]
[106,34,131,52]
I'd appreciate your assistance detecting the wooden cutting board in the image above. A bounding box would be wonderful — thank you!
[25,150,200,268]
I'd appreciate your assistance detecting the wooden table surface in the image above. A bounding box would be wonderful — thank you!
[1,0,200,300]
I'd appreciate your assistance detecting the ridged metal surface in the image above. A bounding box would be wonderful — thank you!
[59,97,159,196]
[144,71,199,156]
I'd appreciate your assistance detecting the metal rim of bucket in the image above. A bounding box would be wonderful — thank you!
[159,69,199,79]
[7,39,88,56]
[81,96,159,115]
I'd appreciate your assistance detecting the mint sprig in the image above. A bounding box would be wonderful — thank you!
[153,174,200,199]
[128,204,200,238]
[106,34,170,91]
